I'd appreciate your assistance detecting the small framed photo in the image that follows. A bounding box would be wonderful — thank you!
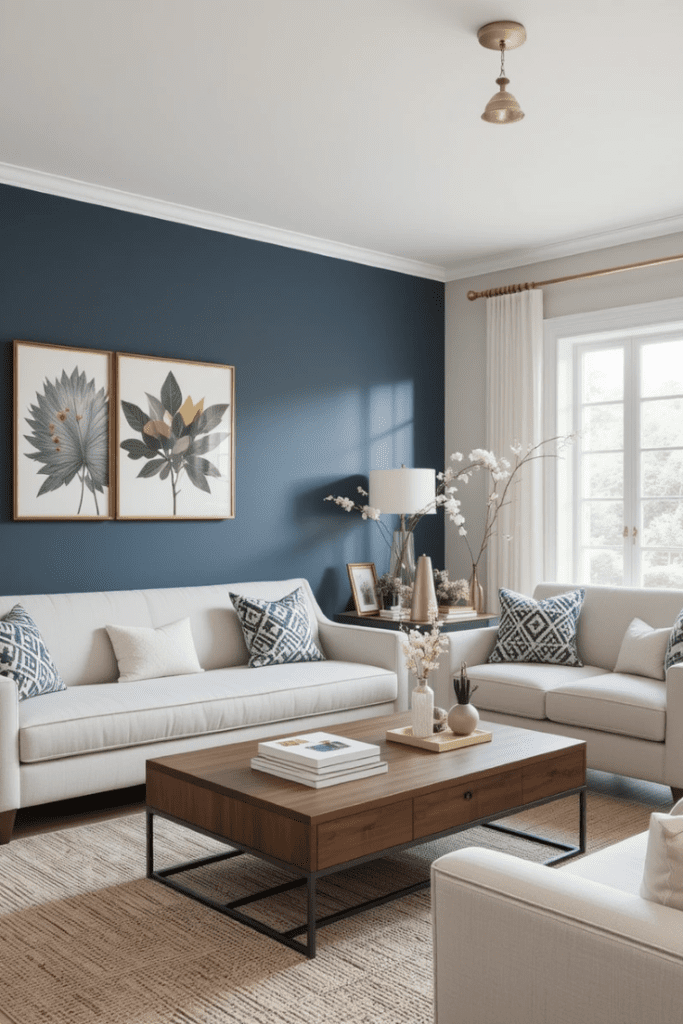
[14,339,114,520]
[347,562,380,615]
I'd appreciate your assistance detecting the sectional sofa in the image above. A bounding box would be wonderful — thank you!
[0,578,408,843]
[445,582,683,799]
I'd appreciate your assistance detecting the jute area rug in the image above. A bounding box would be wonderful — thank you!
[0,780,665,1024]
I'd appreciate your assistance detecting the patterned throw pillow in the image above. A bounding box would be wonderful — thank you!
[229,587,325,668]
[0,604,66,700]
[488,587,585,666]
[665,606,683,673]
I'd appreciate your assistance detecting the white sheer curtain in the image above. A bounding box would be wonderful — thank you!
[485,290,545,607]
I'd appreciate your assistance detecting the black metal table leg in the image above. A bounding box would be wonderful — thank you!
[306,875,317,958]
[146,810,154,878]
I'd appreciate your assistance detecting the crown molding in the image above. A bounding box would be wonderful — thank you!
[443,211,683,282]
[0,162,447,282]
[5,160,680,287]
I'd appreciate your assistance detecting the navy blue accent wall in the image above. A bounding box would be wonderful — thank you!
[0,184,444,614]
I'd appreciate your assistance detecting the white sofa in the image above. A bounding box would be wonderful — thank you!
[0,578,408,843]
[431,830,683,1024]
[446,583,683,797]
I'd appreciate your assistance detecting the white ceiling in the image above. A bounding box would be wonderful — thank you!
[1,0,683,281]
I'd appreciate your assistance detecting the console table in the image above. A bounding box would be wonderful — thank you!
[334,611,498,632]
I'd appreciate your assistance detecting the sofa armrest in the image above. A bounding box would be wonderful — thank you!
[432,847,683,1024]
[446,625,498,674]
[665,662,683,787]
[317,621,409,711]
[0,675,20,813]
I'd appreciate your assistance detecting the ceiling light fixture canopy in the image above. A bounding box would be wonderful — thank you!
[478,21,526,124]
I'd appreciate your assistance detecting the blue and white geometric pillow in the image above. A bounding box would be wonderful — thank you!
[488,587,585,666]
[665,606,683,673]
[0,604,66,700]
[229,587,325,668]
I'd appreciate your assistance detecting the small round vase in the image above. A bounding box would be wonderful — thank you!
[411,680,434,738]
[448,702,479,736]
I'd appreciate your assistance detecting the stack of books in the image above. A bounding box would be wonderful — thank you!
[438,605,478,620]
[251,731,387,788]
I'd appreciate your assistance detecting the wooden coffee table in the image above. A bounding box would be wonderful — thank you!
[146,713,586,958]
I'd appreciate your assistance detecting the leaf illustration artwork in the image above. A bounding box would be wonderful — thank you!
[120,371,229,515]
[24,367,109,515]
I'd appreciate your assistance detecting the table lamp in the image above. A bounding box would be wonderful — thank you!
[369,467,436,593]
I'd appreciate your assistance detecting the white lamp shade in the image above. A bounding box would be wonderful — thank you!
[369,468,436,515]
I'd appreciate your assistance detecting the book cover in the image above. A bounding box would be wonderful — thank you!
[250,757,388,788]
[254,751,380,775]
[257,731,380,768]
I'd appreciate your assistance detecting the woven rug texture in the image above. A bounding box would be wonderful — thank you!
[0,786,663,1024]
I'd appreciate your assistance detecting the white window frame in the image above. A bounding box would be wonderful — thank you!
[543,295,683,584]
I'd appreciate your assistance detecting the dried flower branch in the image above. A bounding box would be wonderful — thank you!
[400,606,448,682]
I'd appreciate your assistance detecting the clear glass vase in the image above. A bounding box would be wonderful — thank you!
[411,678,434,738]
[389,528,415,601]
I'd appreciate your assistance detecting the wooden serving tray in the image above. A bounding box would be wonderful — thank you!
[386,726,492,753]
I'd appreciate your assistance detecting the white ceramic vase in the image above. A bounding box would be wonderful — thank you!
[447,702,479,736]
[411,680,434,737]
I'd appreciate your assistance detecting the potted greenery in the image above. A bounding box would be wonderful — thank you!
[448,662,479,736]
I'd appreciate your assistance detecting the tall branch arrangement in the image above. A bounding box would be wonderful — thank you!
[325,435,574,573]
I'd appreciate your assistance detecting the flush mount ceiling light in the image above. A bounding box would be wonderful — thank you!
[478,20,526,124]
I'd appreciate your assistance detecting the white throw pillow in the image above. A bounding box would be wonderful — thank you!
[106,618,203,682]
[614,617,670,681]
[640,811,683,910]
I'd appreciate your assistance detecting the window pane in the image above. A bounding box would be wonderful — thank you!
[581,348,623,403]
[641,549,683,589]
[581,501,623,546]
[581,453,623,498]
[580,548,623,586]
[641,450,683,497]
[641,397,683,449]
[641,498,683,546]
[640,340,683,398]
[582,403,623,451]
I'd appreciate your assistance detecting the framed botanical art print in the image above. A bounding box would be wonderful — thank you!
[347,562,380,615]
[116,353,235,519]
[13,339,114,520]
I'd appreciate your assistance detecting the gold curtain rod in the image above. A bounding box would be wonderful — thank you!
[466,251,683,301]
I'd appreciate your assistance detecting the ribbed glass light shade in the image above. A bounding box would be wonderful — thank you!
[481,76,524,124]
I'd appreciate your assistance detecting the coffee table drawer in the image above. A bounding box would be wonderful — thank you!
[316,800,413,869]
[414,768,523,839]
[522,747,585,802]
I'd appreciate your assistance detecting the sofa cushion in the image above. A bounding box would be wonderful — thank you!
[546,673,666,741]
[640,812,683,910]
[561,831,648,896]
[665,604,683,673]
[230,587,324,667]
[106,618,203,682]
[615,617,671,680]
[489,588,585,666]
[467,662,609,720]
[17,660,396,763]
[533,583,683,672]
[0,605,66,701]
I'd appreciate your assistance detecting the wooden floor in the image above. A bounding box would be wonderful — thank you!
[11,769,673,842]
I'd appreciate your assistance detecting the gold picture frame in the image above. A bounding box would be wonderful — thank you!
[13,339,114,520]
[347,562,380,615]
[116,352,235,520]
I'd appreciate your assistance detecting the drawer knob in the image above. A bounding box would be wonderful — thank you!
[464,791,473,800]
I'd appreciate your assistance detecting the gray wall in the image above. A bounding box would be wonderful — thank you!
[445,230,683,585]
